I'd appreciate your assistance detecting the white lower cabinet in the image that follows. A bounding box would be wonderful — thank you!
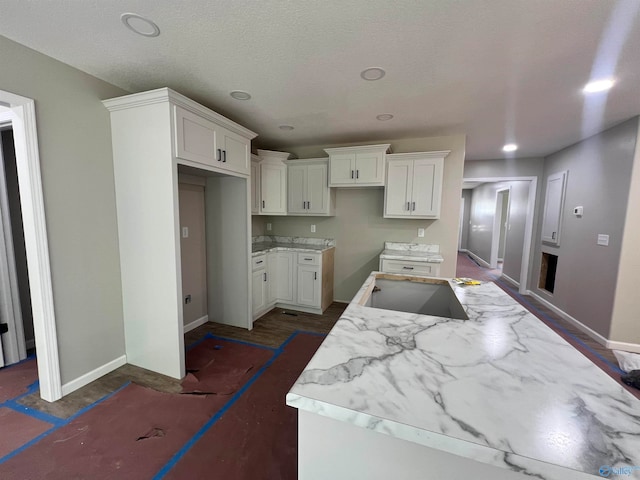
[252,248,334,320]
[297,264,321,308]
[379,258,440,277]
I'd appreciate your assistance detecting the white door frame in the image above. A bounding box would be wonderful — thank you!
[0,91,61,402]
[489,188,510,268]
[463,176,537,295]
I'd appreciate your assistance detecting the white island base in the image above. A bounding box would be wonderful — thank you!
[298,410,587,480]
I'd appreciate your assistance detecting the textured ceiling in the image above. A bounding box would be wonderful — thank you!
[1,0,639,159]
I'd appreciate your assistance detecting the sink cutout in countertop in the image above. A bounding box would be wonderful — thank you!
[363,277,468,320]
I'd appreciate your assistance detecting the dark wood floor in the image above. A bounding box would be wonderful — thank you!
[185,302,346,349]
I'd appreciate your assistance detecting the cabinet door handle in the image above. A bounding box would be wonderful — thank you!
[256,260,263,264]
[314,272,317,280]
[217,148,222,161]
[263,272,267,281]
[552,231,556,240]
[407,202,410,211]
[307,201,311,209]
[351,170,354,179]
[304,257,313,261]
[262,200,265,208]
[356,170,359,179]
[402,266,414,270]
[303,201,306,209]
[412,201,416,211]
[222,150,227,163]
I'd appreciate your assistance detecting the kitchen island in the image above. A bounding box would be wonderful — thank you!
[286,272,640,479]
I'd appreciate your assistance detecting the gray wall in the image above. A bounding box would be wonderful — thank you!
[0,36,127,383]
[532,117,638,339]
[268,135,466,302]
[466,181,529,283]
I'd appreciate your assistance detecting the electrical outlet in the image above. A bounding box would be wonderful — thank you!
[185,295,191,304]
[418,228,425,238]
[267,223,272,231]
[311,224,316,233]
[597,234,609,246]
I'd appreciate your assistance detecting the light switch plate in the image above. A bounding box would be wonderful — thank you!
[311,224,316,233]
[418,228,425,238]
[597,234,609,246]
[267,223,272,231]
[182,227,189,238]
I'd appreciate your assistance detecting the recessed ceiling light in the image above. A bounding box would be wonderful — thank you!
[376,114,394,121]
[279,125,294,131]
[121,13,160,37]
[502,143,518,152]
[360,67,386,81]
[230,90,251,101]
[583,78,615,93]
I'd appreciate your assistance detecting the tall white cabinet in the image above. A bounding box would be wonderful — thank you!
[104,88,257,380]
[256,149,289,215]
[384,151,449,219]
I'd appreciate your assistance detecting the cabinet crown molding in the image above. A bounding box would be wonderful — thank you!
[256,149,292,163]
[323,144,391,155]
[283,157,329,165]
[103,87,258,140]
[387,150,451,160]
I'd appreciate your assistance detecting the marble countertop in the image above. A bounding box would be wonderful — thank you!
[286,272,640,479]
[379,241,444,263]
[252,236,335,256]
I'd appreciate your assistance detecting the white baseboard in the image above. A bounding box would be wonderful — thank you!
[465,250,491,268]
[184,315,209,333]
[61,355,127,396]
[458,249,469,253]
[25,338,35,350]
[500,273,520,287]
[527,290,610,347]
[606,340,640,354]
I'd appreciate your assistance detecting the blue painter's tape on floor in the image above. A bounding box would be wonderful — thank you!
[202,332,278,351]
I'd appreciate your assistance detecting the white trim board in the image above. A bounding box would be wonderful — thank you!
[1,90,61,402]
[184,315,209,333]
[61,355,127,396]
[465,250,491,268]
[527,290,610,347]
[500,273,520,287]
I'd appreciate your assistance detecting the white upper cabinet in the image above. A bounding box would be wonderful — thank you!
[250,155,260,215]
[325,144,391,187]
[174,105,252,176]
[384,151,448,219]
[541,170,567,246]
[285,158,335,216]
[257,149,289,215]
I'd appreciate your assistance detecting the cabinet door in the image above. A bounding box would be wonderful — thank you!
[287,164,307,214]
[219,127,250,175]
[329,154,356,185]
[270,252,295,303]
[355,152,384,185]
[252,269,267,314]
[541,171,567,245]
[175,107,217,165]
[250,161,260,214]
[260,163,287,214]
[305,163,328,214]
[297,265,320,307]
[412,158,443,217]
[384,161,412,216]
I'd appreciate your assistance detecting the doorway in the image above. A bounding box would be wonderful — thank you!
[0,91,61,401]
[490,188,510,269]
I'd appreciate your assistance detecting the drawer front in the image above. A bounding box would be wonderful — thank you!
[297,253,320,265]
[380,259,433,275]
[252,254,267,271]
